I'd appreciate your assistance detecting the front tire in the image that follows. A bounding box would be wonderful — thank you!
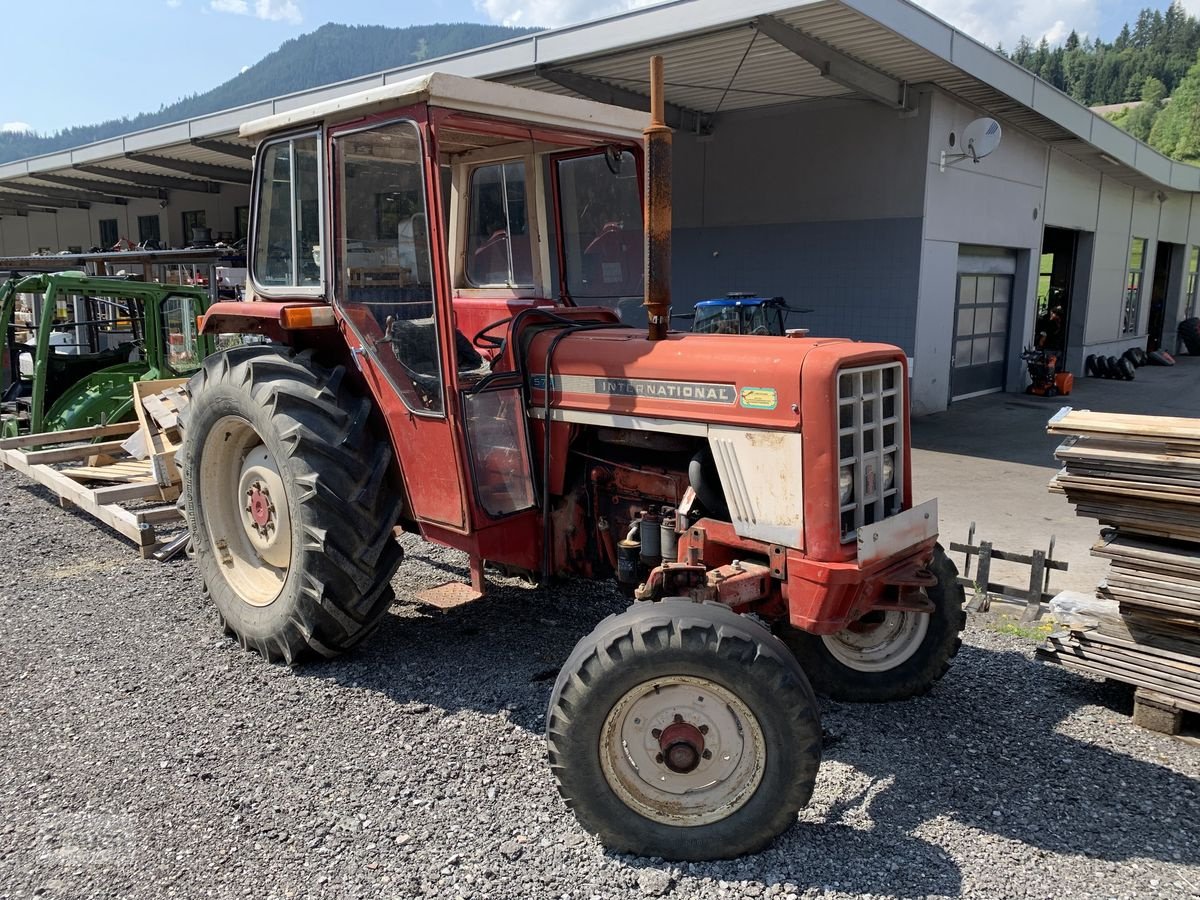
[179,345,404,663]
[547,600,821,860]
[780,545,966,702]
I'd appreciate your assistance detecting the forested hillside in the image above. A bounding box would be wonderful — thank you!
[1002,2,1200,161]
[0,22,536,164]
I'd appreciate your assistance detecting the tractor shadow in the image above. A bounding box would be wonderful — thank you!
[294,550,1199,896]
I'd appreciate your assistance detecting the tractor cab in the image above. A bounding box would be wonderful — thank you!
[0,273,213,436]
[687,293,809,336]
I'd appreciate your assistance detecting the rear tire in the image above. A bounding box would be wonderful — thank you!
[779,545,966,702]
[547,599,821,860]
[1178,317,1200,355]
[178,345,403,663]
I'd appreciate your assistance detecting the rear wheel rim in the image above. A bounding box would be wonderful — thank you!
[821,610,929,672]
[199,415,291,607]
[599,676,765,827]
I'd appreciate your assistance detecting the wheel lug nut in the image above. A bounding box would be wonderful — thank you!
[673,713,683,723]
[699,725,709,735]
[651,728,661,739]
[655,753,664,764]
[702,749,712,760]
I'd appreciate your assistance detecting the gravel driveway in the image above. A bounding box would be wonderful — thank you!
[0,471,1198,900]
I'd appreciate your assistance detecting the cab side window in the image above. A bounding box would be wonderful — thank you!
[465,161,533,287]
[252,134,322,289]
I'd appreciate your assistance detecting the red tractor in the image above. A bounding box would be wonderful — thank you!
[180,60,965,861]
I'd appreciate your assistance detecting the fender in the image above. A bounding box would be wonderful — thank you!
[198,301,337,343]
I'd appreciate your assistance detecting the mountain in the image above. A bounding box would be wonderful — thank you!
[1000,2,1200,163]
[0,22,538,164]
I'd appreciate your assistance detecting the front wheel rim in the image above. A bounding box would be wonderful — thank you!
[199,415,292,607]
[599,676,765,827]
[821,610,929,672]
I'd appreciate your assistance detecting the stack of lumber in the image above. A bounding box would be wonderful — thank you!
[1040,409,1200,733]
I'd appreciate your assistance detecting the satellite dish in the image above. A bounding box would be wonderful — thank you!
[961,117,1002,161]
[940,117,1003,172]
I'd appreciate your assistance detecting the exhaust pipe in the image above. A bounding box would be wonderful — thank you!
[643,55,672,341]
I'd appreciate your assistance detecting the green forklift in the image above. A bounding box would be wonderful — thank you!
[0,272,214,437]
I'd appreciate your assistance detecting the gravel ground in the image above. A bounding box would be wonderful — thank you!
[0,471,1199,900]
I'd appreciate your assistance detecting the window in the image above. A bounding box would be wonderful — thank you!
[161,294,204,374]
[1123,237,1147,336]
[335,120,452,415]
[252,134,322,289]
[465,161,533,287]
[1037,251,1054,318]
[1187,246,1199,319]
[556,149,643,321]
[137,214,161,246]
[181,210,207,243]
[98,218,119,249]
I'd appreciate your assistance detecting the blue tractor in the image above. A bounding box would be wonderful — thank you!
[681,293,811,336]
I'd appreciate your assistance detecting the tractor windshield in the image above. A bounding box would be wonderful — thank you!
[556,149,644,326]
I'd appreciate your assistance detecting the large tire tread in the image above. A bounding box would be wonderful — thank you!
[180,344,403,664]
[547,600,821,860]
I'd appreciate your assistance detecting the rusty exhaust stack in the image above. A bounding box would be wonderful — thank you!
[643,55,672,341]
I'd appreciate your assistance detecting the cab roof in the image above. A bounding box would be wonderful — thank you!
[240,71,649,143]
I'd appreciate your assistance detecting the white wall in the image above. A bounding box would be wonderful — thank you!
[0,187,250,255]
[913,90,1048,414]
[1044,150,1200,359]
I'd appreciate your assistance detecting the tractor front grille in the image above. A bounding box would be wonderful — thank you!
[837,362,904,542]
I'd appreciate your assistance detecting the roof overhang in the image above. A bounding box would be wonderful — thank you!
[0,0,1194,202]
[240,71,649,141]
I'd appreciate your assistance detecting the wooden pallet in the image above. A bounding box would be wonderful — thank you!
[0,421,182,557]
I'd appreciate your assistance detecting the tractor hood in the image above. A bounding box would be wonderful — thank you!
[524,328,907,432]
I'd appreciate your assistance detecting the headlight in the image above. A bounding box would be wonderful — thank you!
[839,465,854,505]
[882,453,895,490]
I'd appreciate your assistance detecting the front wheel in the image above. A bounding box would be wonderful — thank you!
[178,345,404,663]
[780,545,966,702]
[547,600,821,860]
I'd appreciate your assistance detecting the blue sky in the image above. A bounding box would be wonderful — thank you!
[0,0,1191,135]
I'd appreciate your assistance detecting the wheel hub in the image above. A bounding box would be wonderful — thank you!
[658,720,706,774]
[234,445,292,571]
[599,677,765,826]
[247,483,273,530]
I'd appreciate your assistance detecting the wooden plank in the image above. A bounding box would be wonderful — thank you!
[59,462,154,483]
[0,420,137,450]
[1049,410,1200,443]
[19,439,130,466]
[89,480,166,504]
[25,464,151,547]
[135,505,183,525]
[1041,646,1200,705]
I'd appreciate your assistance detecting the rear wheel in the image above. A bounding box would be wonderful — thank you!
[179,345,403,663]
[780,545,966,702]
[547,599,821,860]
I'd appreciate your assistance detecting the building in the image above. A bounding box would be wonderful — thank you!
[1,0,1197,414]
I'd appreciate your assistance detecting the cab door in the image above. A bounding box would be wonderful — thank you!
[329,116,470,531]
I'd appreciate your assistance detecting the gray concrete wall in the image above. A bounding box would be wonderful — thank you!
[671,98,929,350]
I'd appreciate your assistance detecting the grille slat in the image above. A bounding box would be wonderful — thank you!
[837,362,905,542]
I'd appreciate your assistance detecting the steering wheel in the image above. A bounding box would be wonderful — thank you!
[472,317,512,351]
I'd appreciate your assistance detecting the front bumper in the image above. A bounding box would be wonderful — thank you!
[785,500,940,634]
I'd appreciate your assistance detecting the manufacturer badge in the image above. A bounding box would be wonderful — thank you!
[739,387,778,410]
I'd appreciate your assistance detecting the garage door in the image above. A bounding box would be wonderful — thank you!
[952,258,1014,400]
